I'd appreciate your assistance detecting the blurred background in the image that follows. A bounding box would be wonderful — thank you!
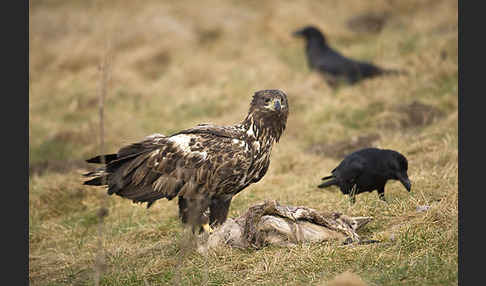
[29,0,458,285]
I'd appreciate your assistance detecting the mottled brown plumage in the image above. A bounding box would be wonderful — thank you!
[84,89,289,232]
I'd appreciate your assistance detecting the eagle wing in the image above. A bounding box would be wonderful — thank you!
[172,123,245,140]
[85,124,255,207]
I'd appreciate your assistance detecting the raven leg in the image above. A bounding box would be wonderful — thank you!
[377,187,387,202]
[209,196,232,226]
[325,76,339,89]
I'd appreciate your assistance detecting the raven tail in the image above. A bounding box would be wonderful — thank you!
[318,175,338,189]
[382,68,408,76]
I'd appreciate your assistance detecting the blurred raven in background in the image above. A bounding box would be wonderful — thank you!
[293,25,406,87]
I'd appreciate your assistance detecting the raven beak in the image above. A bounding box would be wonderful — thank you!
[292,29,303,37]
[398,174,411,192]
[274,99,281,111]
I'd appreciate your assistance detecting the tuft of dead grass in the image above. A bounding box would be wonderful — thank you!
[325,271,368,286]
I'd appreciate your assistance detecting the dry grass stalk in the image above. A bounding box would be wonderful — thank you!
[93,40,112,286]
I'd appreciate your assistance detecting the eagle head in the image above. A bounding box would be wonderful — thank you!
[246,89,289,142]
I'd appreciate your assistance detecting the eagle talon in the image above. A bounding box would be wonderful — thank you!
[202,223,213,234]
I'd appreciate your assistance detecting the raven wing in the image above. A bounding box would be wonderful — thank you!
[333,156,366,194]
[313,49,359,75]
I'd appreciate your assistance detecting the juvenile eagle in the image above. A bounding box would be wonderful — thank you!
[84,89,289,233]
[317,148,411,204]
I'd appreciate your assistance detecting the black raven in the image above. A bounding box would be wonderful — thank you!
[293,25,406,87]
[317,148,411,204]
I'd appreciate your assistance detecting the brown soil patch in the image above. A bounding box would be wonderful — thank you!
[196,26,224,45]
[376,101,446,130]
[395,100,446,128]
[346,11,391,34]
[307,133,380,159]
[51,130,93,145]
[133,50,171,80]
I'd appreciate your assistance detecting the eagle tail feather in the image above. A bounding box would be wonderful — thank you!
[381,68,408,76]
[86,154,118,164]
[83,176,108,186]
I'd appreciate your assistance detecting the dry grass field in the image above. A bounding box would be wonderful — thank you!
[29,0,458,285]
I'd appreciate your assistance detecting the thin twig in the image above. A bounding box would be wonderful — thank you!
[93,40,112,286]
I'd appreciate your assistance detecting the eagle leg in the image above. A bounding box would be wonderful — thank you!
[209,196,232,226]
[201,223,213,234]
[178,195,210,234]
[178,196,190,224]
